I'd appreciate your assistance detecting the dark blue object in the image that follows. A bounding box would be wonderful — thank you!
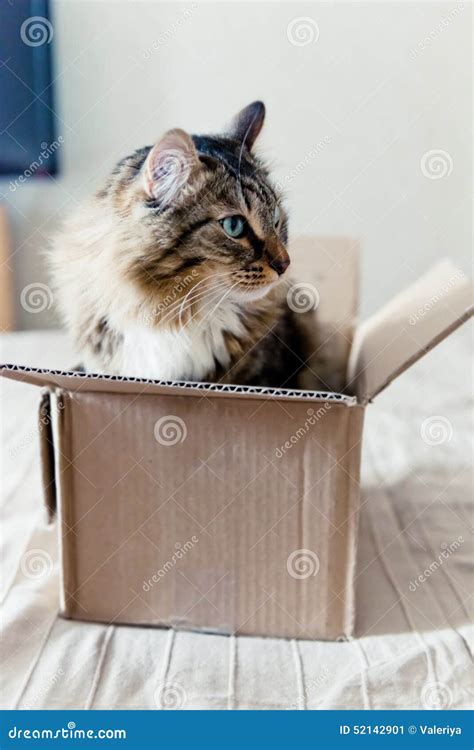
[0,0,58,177]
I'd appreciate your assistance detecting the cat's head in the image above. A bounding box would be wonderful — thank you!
[102,102,290,325]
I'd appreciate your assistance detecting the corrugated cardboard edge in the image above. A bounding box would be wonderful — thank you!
[0,363,357,405]
[38,390,56,523]
[49,390,77,619]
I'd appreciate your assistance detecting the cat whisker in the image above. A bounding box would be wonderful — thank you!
[155,273,233,327]
[192,280,242,336]
[177,279,236,332]
[174,278,234,326]
[160,284,229,332]
[177,272,233,330]
[176,281,233,336]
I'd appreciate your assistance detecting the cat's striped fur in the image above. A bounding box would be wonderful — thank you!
[50,102,319,388]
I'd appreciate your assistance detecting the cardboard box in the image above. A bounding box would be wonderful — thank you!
[1,237,472,640]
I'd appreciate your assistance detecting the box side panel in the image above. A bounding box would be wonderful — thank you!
[334,406,365,638]
[294,402,364,639]
[38,390,56,523]
[58,391,362,640]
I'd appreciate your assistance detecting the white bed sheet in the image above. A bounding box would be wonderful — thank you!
[1,328,472,710]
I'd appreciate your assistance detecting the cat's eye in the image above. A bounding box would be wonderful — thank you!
[221,215,246,239]
[273,206,281,227]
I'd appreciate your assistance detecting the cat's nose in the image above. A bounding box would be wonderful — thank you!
[269,257,290,276]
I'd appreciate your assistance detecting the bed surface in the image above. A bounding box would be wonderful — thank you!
[1,328,472,710]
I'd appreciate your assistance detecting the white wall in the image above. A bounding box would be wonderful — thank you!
[2,0,471,329]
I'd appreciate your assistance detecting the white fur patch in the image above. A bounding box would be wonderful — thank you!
[120,300,246,381]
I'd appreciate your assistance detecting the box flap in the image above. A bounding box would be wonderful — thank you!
[0,363,357,406]
[289,235,359,391]
[347,259,473,403]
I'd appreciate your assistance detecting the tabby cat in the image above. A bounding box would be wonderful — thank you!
[51,101,320,389]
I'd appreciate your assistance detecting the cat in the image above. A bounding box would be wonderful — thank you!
[50,101,322,389]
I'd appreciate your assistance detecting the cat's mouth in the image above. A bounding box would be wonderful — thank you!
[231,285,275,302]
[228,273,281,302]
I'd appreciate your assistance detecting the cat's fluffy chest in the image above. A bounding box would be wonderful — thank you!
[119,302,246,381]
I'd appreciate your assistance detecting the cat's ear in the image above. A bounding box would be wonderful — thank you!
[143,128,199,204]
[228,101,265,150]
